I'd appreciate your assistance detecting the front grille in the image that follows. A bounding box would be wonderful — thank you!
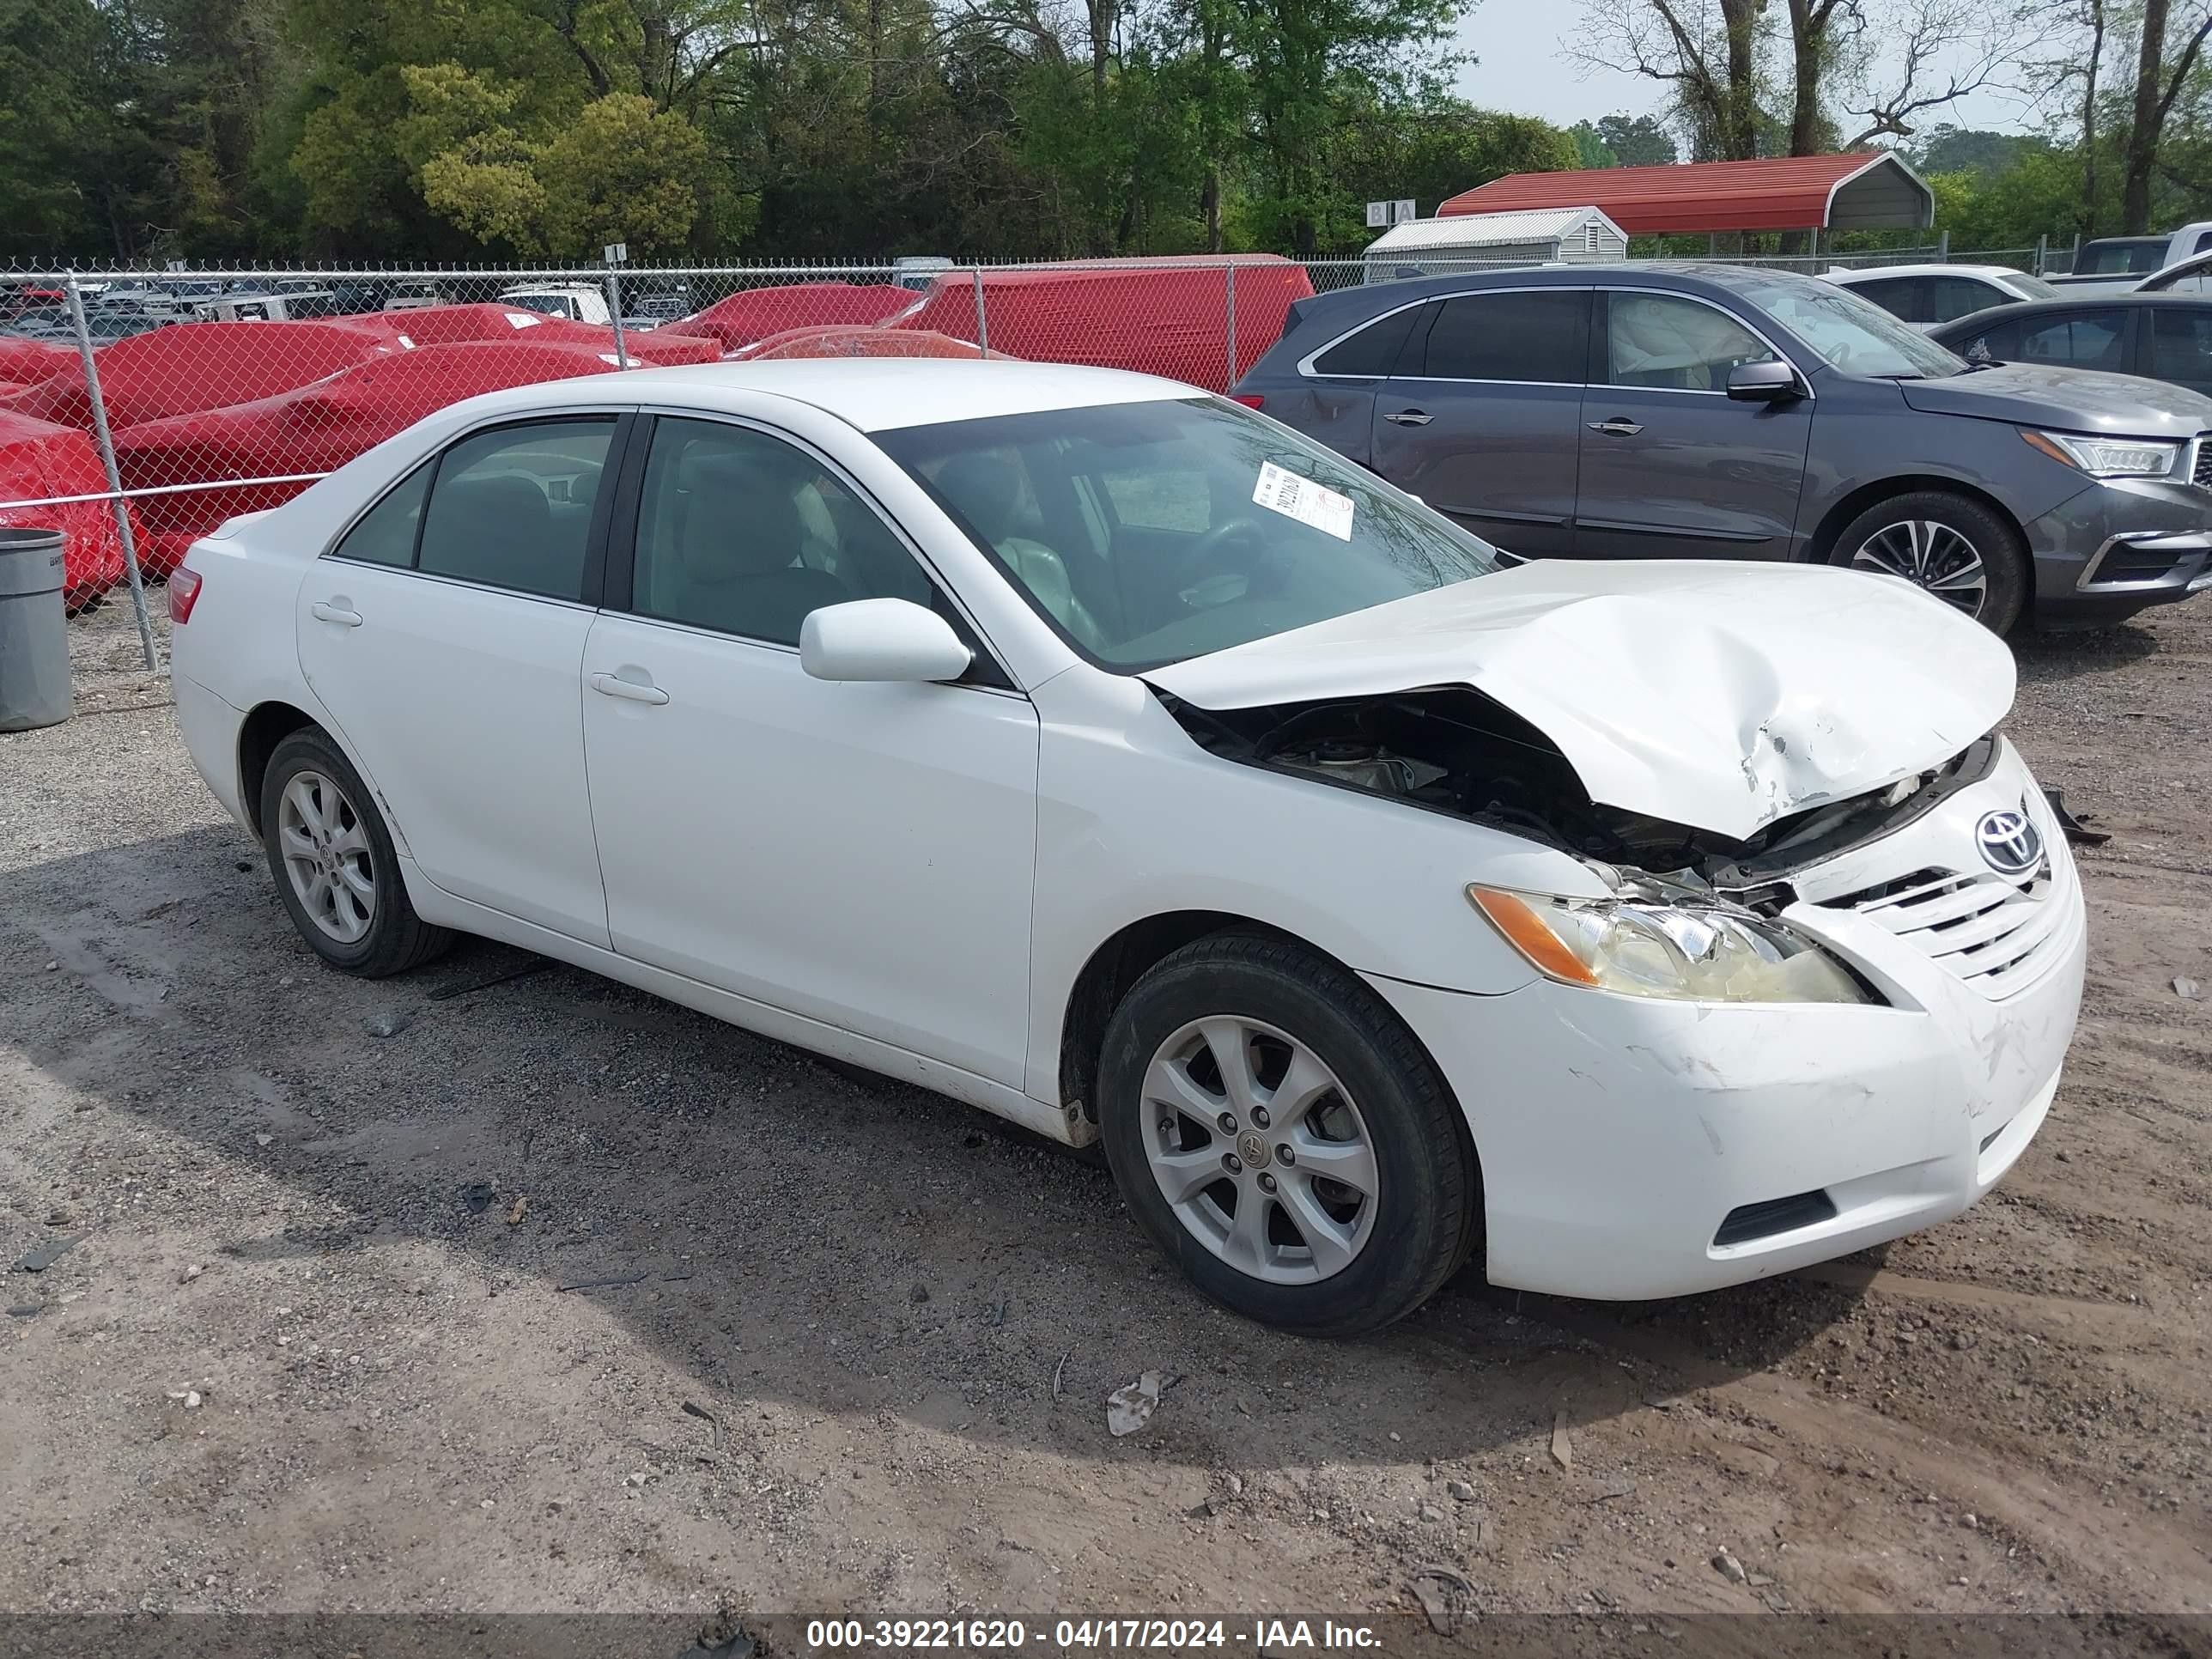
[2194,436,2212,489]
[1823,859,2067,998]
[1714,1189,1838,1248]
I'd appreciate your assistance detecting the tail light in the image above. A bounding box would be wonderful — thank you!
[1230,394,1264,409]
[167,565,203,624]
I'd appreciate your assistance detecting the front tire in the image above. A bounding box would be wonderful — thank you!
[259,727,452,977]
[1826,489,2028,635]
[1097,933,1477,1336]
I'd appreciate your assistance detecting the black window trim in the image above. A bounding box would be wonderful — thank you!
[319,406,638,611]
[604,408,1020,692]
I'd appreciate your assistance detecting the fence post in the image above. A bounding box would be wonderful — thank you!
[605,271,629,365]
[972,267,989,356]
[64,275,157,672]
[1224,260,1238,389]
[1936,229,1949,263]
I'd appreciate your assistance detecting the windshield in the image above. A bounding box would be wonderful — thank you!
[1735,273,1967,379]
[875,397,1503,670]
[503,293,577,319]
[2077,239,2170,275]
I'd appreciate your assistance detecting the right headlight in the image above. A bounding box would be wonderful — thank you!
[1468,878,1876,1006]
[2021,428,2183,479]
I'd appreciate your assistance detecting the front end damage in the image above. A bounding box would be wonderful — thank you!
[1157,682,1998,909]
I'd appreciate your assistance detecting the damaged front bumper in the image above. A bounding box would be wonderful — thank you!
[1364,742,2086,1301]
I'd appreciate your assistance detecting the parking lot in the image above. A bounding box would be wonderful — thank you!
[2,596,2208,1630]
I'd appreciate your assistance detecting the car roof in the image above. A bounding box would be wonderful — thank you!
[471,357,1204,433]
[1929,292,2212,333]
[1828,264,2032,282]
[1285,260,1832,320]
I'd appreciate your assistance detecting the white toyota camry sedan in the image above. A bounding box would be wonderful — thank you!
[168,359,2086,1334]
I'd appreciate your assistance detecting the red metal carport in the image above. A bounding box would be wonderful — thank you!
[1437,152,1934,236]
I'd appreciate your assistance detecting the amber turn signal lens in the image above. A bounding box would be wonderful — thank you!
[1466,885,1600,987]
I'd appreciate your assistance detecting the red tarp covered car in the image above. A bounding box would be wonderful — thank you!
[113,340,627,576]
[0,412,137,611]
[333,304,721,366]
[890,256,1312,392]
[12,320,402,431]
[674,283,913,353]
[0,337,79,386]
[735,325,1004,361]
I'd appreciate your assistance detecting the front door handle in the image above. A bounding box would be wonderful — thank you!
[310,601,362,628]
[1586,417,1644,436]
[590,671,669,706]
[1383,409,1433,427]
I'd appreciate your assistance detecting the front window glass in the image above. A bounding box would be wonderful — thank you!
[875,397,1501,670]
[632,417,932,644]
[1734,273,1966,379]
[1606,294,1774,389]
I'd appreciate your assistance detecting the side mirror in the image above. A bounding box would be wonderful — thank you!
[1727,360,1804,402]
[799,598,973,684]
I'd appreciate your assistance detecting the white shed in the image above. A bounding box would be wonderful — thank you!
[1363,206,1628,282]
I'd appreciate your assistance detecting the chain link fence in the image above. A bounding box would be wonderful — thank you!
[1,246,2064,667]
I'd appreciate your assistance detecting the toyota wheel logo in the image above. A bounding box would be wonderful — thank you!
[1975,808,2045,877]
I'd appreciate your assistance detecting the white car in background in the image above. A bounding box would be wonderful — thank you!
[1824,264,2062,330]
[165,361,2085,1334]
[498,283,615,325]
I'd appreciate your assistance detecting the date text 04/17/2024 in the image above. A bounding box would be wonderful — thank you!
[803,1618,1383,1649]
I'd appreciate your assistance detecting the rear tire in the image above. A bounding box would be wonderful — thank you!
[259,727,453,978]
[1097,933,1477,1337]
[1826,489,2028,635]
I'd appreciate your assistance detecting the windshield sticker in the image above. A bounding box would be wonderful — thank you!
[1254,461,1354,541]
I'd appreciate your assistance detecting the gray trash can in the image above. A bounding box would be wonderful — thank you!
[0,527,73,732]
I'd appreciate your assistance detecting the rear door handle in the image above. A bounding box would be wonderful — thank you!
[590,671,669,706]
[1383,409,1433,427]
[1586,418,1644,436]
[309,601,362,628]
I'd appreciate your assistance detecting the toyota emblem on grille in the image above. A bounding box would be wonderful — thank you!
[1975,808,2044,877]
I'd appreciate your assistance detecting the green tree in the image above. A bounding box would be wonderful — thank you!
[1570,120,1618,167]
[1595,111,1676,165]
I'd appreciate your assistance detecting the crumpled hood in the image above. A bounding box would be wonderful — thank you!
[1897,361,2212,438]
[1146,560,2015,842]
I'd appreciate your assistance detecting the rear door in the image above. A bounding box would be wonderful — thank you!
[294,411,627,945]
[1571,289,1813,561]
[1370,287,1589,556]
[2143,304,2212,396]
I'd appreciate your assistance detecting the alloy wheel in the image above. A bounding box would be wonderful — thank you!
[276,770,375,945]
[1139,1016,1379,1285]
[1847,519,1988,617]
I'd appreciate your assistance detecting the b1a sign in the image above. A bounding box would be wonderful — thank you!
[1364,198,1418,228]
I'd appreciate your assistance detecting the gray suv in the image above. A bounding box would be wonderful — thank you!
[1232,264,2212,631]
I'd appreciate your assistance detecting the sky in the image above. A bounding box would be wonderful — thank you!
[1449,4,2045,144]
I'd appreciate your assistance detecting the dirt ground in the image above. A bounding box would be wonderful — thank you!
[3,592,2208,1640]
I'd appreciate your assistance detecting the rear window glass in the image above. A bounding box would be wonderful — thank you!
[1311,306,1421,376]
[1419,291,1588,383]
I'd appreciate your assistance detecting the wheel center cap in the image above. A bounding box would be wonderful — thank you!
[1237,1131,1269,1168]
